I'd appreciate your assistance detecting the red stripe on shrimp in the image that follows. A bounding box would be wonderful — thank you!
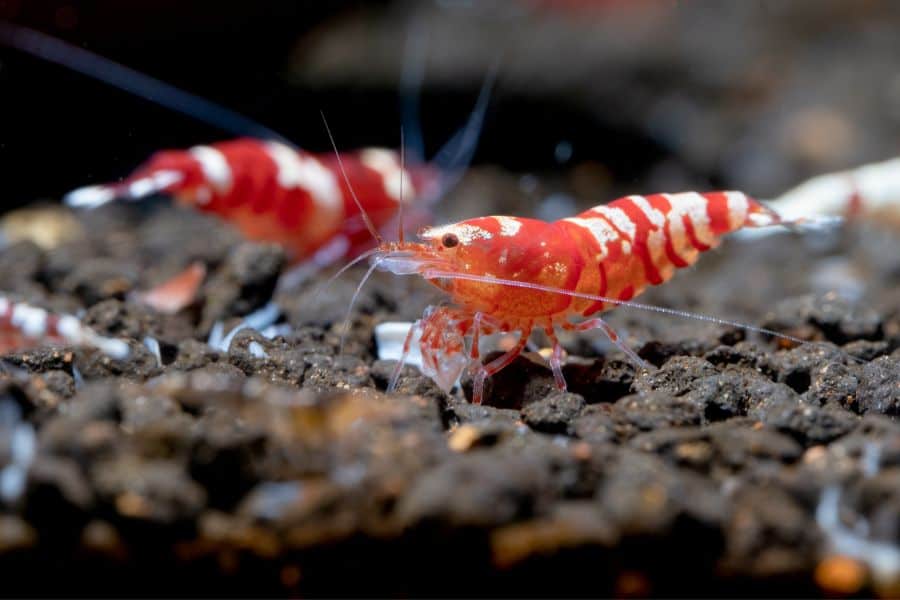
[703,191,733,235]
[646,194,690,268]
[617,196,665,285]
[682,213,711,252]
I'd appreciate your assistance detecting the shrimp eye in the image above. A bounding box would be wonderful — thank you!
[441,233,459,248]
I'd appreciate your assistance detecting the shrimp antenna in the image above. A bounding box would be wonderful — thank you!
[399,11,429,163]
[427,52,503,202]
[398,10,499,192]
[421,269,864,362]
[433,54,501,168]
[320,110,385,244]
[398,125,406,243]
[0,22,291,144]
[304,246,385,306]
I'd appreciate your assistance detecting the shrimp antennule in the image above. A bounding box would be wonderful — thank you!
[338,256,387,355]
[427,55,502,204]
[332,250,448,355]
[320,110,384,245]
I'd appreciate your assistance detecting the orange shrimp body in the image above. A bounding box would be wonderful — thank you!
[67,138,439,264]
[382,191,783,403]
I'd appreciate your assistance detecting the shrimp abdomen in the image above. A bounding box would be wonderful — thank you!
[560,191,778,316]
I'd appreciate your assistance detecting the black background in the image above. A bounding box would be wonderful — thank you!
[0,0,664,209]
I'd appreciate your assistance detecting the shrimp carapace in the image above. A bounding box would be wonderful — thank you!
[376,191,786,403]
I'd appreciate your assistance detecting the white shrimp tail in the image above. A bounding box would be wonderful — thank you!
[64,185,119,209]
[733,214,845,241]
[65,170,183,209]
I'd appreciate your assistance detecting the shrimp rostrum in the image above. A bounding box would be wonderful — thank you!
[371,191,787,404]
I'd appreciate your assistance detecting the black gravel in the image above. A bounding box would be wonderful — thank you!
[0,195,895,598]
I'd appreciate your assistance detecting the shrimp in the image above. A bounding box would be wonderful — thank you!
[772,157,900,227]
[369,191,790,404]
[0,296,129,359]
[65,139,440,265]
[2,22,495,317]
[1,23,492,269]
[734,156,900,241]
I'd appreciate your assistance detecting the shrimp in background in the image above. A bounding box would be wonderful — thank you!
[0,23,492,263]
[65,138,441,267]
[0,22,494,314]
[733,156,900,242]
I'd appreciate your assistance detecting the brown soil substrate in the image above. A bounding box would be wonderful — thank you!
[0,199,898,598]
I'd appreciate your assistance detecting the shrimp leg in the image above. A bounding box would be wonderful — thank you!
[388,319,424,393]
[470,326,531,405]
[544,326,568,391]
[564,318,651,370]
[469,312,485,363]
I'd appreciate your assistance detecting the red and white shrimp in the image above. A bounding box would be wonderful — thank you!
[774,156,900,226]
[0,24,450,266]
[2,23,491,313]
[66,138,439,266]
[735,156,900,240]
[368,191,788,403]
[0,296,129,358]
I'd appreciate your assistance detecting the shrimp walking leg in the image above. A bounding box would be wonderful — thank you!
[469,312,485,363]
[412,306,470,393]
[387,319,423,393]
[545,327,568,391]
[565,318,651,370]
[470,328,531,405]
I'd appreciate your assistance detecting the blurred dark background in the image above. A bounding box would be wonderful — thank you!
[0,1,390,206]
[2,0,899,210]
